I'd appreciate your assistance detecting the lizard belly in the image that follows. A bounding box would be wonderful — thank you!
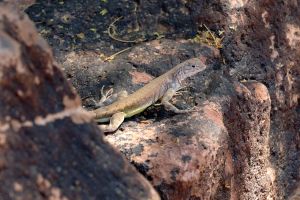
[95,117,111,123]
[124,103,152,118]
[94,103,151,122]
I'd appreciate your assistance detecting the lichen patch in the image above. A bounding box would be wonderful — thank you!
[202,103,224,128]
[286,24,300,49]
[13,182,23,192]
[262,10,270,29]
[229,0,248,9]
[269,35,279,61]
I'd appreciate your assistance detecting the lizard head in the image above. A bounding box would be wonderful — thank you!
[175,57,207,82]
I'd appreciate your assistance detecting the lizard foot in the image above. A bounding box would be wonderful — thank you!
[98,112,125,133]
[100,85,114,100]
[94,86,114,108]
[174,86,189,96]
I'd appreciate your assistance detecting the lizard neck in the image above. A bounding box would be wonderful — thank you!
[166,66,185,89]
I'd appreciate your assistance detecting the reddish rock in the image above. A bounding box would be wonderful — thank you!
[217,1,300,198]
[0,5,159,200]
[225,81,275,199]
[106,102,229,200]
[288,183,300,200]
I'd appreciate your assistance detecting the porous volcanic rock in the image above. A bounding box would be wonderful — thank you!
[106,101,229,200]
[225,81,275,199]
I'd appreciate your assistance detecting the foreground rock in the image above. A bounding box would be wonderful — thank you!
[0,6,159,200]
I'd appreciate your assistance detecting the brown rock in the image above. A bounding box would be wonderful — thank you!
[225,81,274,199]
[218,1,300,198]
[0,5,159,200]
[288,182,300,200]
[106,101,229,200]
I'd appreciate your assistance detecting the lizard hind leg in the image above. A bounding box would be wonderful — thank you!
[93,86,114,108]
[98,112,126,133]
[94,87,129,108]
[103,90,128,105]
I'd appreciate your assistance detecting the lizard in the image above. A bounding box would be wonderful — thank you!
[89,57,207,132]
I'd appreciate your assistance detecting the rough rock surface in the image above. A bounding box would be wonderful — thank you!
[288,182,300,200]
[210,1,300,198]
[106,101,230,200]
[22,0,300,199]
[0,6,159,200]
[225,82,274,199]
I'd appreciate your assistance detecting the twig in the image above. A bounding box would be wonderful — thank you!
[107,16,145,43]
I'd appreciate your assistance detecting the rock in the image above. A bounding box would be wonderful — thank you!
[288,183,300,200]
[225,81,275,199]
[106,101,229,200]
[217,1,300,198]
[0,5,159,200]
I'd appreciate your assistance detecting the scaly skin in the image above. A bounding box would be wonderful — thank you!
[90,57,207,132]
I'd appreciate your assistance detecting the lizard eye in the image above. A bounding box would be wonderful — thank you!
[192,65,195,68]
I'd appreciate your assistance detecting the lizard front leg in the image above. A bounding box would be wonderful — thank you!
[161,88,194,114]
[98,112,126,132]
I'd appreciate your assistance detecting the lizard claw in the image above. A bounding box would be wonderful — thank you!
[100,85,114,99]
[100,86,114,100]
